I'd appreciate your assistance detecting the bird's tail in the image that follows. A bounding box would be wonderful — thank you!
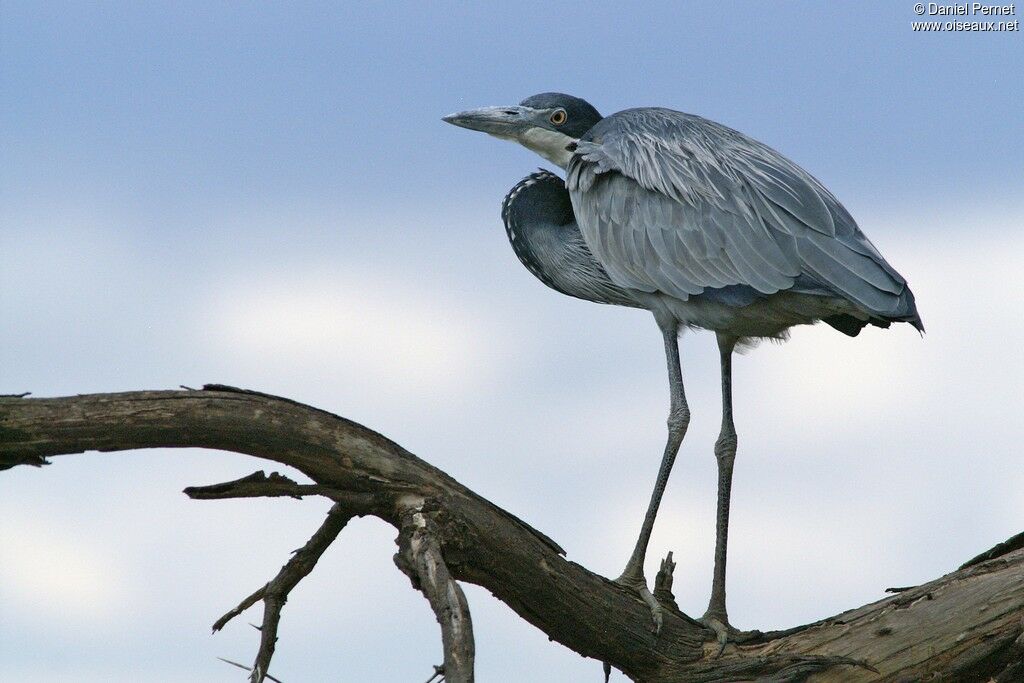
[824,283,924,337]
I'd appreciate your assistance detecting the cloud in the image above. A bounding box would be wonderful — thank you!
[201,267,502,395]
[0,514,134,628]
[740,210,1023,445]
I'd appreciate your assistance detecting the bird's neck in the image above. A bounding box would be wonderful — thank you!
[501,171,574,278]
[502,171,573,232]
[518,129,576,169]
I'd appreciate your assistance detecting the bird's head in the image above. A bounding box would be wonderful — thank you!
[443,92,602,169]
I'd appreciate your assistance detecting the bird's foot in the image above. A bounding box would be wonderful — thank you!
[700,610,741,655]
[700,610,765,655]
[614,570,663,635]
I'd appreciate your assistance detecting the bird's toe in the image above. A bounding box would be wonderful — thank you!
[614,573,664,635]
[698,612,764,657]
[699,613,733,657]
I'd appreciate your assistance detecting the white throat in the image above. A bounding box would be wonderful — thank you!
[518,128,576,169]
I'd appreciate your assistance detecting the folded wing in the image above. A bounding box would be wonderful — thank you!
[565,108,920,325]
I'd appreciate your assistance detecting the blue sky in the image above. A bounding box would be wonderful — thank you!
[1,2,1022,681]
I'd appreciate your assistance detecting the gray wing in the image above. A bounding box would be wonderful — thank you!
[565,108,916,318]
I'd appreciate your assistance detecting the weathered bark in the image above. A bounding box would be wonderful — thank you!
[1,387,1022,682]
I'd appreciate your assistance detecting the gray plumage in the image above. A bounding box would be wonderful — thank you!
[502,170,639,309]
[445,93,923,641]
[564,108,922,339]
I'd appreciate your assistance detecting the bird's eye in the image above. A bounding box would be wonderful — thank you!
[550,109,567,125]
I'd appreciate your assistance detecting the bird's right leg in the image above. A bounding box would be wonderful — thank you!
[615,320,689,633]
[701,333,739,653]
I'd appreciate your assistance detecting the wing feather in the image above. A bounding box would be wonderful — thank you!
[566,108,917,321]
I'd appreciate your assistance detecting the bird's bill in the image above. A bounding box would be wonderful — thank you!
[442,105,534,139]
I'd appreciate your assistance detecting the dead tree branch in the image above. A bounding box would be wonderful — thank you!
[396,504,476,682]
[2,387,1023,682]
[211,502,355,683]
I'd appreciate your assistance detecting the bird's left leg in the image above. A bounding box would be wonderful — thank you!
[701,333,739,650]
[615,320,689,633]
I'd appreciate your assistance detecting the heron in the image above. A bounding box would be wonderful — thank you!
[443,93,922,642]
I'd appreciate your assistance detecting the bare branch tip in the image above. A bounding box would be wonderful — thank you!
[217,657,284,683]
[202,383,248,393]
[0,454,51,470]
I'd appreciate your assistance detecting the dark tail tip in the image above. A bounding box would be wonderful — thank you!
[823,314,865,337]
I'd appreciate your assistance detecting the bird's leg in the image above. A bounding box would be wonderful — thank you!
[701,334,738,650]
[615,321,689,633]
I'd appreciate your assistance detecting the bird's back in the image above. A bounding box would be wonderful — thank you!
[566,107,923,337]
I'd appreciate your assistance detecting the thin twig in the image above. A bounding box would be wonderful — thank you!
[213,585,267,633]
[217,657,285,683]
[213,502,354,683]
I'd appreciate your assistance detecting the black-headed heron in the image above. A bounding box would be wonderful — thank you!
[444,93,922,645]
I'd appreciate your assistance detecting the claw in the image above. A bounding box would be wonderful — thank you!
[700,613,731,657]
[698,611,759,658]
[638,583,664,634]
[615,573,663,634]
